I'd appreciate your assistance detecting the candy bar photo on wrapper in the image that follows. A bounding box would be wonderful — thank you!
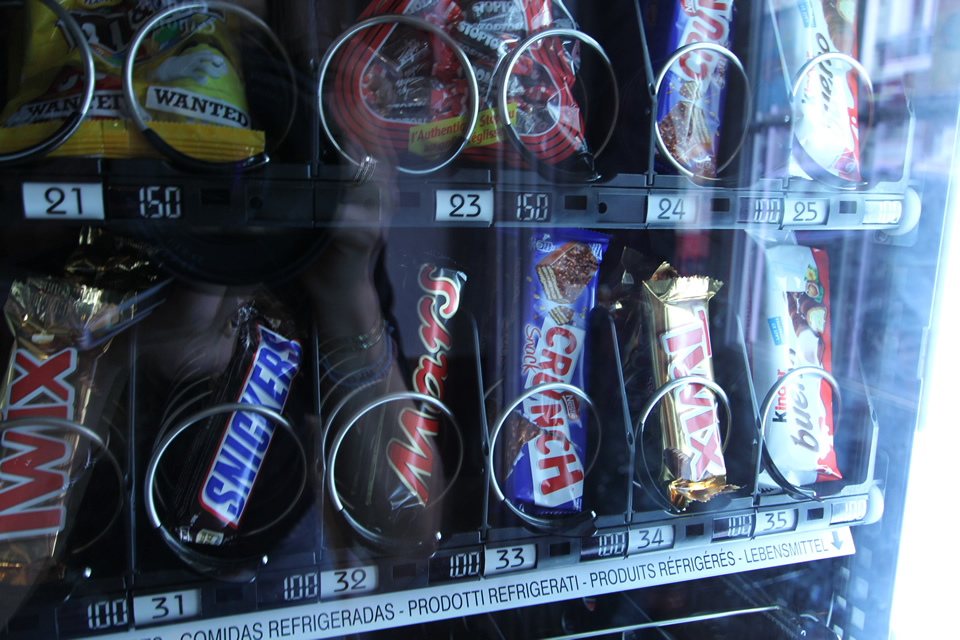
[641,262,737,509]
[750,243,841,489]
[501,229,607,518]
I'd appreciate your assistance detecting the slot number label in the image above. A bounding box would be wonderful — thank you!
[755,509,798,535]
[647,195,698,226]
[321,566,378,599]
[133,589,200,626]
[628,525,674,554]
[435,189,493,223]
[483,544,537,576]
[23,182,105,220]
[784,198,829,226]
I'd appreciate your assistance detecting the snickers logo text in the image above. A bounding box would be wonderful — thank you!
[661,307,725,480]
[200,327,302,528]
[388,265,465,506]
[0,348,77,539]
[522,318,586,508]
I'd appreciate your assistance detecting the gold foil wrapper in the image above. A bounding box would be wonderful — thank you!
[642,262,736,509]
[0,231,165,593]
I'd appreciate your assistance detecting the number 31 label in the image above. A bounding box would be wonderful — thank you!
[23,183,105,220]
[435,189,493,223]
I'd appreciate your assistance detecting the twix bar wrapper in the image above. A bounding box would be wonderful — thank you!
[0,231,165,587]
[642,262,736,508]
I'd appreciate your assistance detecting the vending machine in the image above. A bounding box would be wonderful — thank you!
[0,0,951,638]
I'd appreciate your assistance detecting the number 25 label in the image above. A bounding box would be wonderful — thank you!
[23,183,105,220]
[435,190,493,223]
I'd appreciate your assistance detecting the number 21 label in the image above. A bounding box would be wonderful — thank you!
[435,189,493,223]
[23,183,105,220]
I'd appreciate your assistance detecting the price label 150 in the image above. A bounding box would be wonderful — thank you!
[23,182,105,220]
[483,544,537,576]
[627,525,674,554]
[863,200,902,225]
[321,566,378,600]
[755,509,798,535]
[133,589,200,626]
[784,198,829,226]
[647,195,699,226]
[435,189,493,223]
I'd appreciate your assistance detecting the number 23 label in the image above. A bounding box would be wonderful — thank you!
[435,190,493,223]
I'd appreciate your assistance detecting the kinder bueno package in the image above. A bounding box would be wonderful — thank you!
[502,229,607,516]
[0,1,264,161]
[328,0,593,171]
[0,230,165,589]
[641,0,737,178]
[165,296,303,547]
[750,243,840,488]
[771,0,861,183]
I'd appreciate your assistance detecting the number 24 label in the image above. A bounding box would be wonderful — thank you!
[23,183,105,220]
[435,190,493,223]
[647,196,698,226]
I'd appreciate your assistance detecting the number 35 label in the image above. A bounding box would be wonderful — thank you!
[435,189,493,223]
[23,183,105,220]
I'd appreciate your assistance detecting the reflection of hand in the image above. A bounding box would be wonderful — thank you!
[150,51,226,85]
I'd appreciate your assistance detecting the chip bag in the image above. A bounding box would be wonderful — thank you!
[0,0,264,162]
[328,0,594,172]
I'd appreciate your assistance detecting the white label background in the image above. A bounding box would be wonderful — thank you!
[93,527,855,639]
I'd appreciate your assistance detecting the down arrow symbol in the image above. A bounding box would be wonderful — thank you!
[831,531,843,550]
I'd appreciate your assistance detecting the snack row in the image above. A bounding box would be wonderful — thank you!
[0,226,846,592]
[0,0,868,184]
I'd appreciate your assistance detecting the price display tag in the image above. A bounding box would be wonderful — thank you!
[510,192,551,222]
[831,500,868,524]
[646,194,699,226]
[713,514,754,540]
[863,200,902,225]
[320,566,378,600]
[582,532,628,561]
[136,185,183,218]
[133,589,201,626]
[627,525,674,554]
[435,189,493,223]
[754,509,798,535]
[784,197,829,226]
[738,198,783,225]
[429,550,483,583]
[22,182,105,220]
[483,543,537,576]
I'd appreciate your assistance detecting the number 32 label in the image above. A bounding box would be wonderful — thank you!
[321,566,378,599]
[23,183,105,220]
[435,189,493,223]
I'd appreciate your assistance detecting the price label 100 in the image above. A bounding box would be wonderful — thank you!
[23,182,105,220]
[647,195,699,226]
[320,566,378,600]
[435,189,493,223]
[483,544,537,576]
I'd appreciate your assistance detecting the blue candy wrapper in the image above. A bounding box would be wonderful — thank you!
[645,0,737,177]
[503,229,608,515]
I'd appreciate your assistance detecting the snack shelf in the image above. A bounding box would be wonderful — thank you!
[0,161,919,235]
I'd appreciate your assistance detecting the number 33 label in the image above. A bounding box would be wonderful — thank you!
[435,190,493,223]
[23,183,105,220]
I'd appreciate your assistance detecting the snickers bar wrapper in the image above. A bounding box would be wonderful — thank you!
[644,0,737,178]
[168,298,303,547]
[0,232,165,588]
[772,0,861,182]
[503,229,608,516]
[642,262,735,508]
[752,244,840,488]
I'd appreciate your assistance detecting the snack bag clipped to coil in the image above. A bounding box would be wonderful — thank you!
[328,0,593,171]
[0,0,264,161]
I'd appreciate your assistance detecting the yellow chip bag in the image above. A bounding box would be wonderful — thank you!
[0,0,265,162]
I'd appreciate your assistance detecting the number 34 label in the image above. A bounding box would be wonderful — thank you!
[23,182,105,220]
[435,189,493,223]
